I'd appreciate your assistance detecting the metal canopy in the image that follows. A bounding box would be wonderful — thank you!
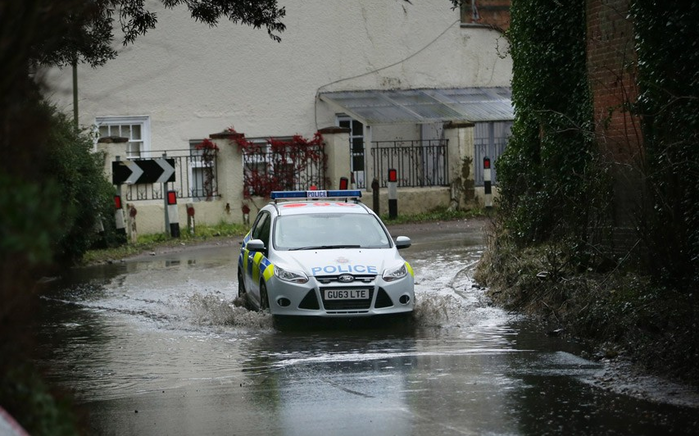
[319,87,514,125]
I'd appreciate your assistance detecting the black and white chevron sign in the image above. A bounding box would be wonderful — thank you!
[112,158,176,185]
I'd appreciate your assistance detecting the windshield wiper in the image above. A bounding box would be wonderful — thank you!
[289,244,361,251]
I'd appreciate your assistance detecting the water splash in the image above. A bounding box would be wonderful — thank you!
[187,292,273,329]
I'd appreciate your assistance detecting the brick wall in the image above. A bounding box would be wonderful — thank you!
[587,0,640,163]
[587,0,642,228]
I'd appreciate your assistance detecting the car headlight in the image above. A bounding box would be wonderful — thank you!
[382,263,408,282]
[274,265,309,284]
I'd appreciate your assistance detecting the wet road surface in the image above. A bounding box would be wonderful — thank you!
[36,220,699,435]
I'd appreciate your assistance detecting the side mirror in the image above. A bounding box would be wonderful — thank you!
[395,236,411,249]
[246,239,266,252]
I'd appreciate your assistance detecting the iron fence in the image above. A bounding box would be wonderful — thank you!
[370,139,449,188]
[242,142,326,197]
[121,150,219,202]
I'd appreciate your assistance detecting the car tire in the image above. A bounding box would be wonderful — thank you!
[237,270,246,298]
[259,281,270,312]
[237,270,252,309]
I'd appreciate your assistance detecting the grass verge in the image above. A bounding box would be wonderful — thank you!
[81,221,250,265]
[475,222,699,386]
[380,206,487,225]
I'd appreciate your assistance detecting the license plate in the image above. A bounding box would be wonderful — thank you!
[324,289,369,300]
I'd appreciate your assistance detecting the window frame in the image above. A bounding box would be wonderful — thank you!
[95,116,151,158]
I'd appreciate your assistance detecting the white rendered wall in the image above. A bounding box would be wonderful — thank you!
[45,0,511,149]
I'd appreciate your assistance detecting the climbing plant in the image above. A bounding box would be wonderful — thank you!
[632,0,699,290]
[496,0,599,256]
[229,128,326,199]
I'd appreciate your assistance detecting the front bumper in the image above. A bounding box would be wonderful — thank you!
[266,273,415,317]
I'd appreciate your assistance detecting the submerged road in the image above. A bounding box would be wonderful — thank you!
[36,219,699,435]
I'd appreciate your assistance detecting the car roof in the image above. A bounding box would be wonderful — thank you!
[269,200,373,217]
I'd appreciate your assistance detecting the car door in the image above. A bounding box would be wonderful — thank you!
[245,211,271,305]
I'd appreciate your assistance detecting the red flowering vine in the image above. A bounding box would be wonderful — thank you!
[227,127,327,199]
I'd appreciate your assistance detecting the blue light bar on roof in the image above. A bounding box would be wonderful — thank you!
[271,190,362,200]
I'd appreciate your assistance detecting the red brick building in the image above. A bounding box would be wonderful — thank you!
[587,0,641,227]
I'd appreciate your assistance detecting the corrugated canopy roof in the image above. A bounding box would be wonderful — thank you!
[319,87,513,125]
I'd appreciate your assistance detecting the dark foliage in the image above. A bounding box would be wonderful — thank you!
[496,0,602,256]
[0,0,286,69]
[0,1,288,432]
[632,0,699,291]
[43,106,118,264]
[480,0,699,385]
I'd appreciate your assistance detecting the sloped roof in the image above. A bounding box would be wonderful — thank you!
[319,87,513,125]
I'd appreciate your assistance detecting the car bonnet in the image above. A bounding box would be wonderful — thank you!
[272,248,404,278]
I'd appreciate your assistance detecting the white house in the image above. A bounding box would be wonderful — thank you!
[45,0,512,234]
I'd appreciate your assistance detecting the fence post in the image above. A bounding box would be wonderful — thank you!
[483,156,492,209]
[388,168,398,219]
[114,192,126,243]
[372,178,380,214]
[187,203,195,235]
[128,204,138,243]
[210,130,246,224]
[318,126,351,190]
[167,190,180,237]
[113,155,127,242]
[444,122,476,206]
[161,152,170,233]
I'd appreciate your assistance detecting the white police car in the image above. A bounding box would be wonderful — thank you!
[237,190,414,318]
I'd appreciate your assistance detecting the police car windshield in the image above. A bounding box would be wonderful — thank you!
[274,213,391,251]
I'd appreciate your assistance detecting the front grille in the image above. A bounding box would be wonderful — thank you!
[316,275,376,285]
[320,287,374,311]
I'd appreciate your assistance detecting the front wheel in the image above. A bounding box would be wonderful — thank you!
[259,281,270,311]
[237,270,246,298]
[236,270,253,310]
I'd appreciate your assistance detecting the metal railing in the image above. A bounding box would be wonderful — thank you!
[242,143,326,197]
[121,150,219,202]
[370,139,449,188]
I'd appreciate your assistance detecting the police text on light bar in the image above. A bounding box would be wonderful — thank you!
[270,190,362,200]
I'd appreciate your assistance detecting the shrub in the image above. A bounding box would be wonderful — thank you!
[42,105,116,264]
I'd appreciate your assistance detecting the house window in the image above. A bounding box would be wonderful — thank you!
[462,0,480,22]
[337,115,365,188]
[96,116,151,158]
[460,0,511,30]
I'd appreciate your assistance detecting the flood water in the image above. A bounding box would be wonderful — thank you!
[35,221,699,435]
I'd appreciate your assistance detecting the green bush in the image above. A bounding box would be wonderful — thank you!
[42,105,116,264]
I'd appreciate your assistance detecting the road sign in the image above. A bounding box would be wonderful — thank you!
[112,158,176,185]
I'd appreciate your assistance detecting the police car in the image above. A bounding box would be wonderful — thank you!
[237,190,415,318]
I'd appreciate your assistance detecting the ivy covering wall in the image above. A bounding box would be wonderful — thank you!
[480,0,699,382]
[495,0,698,290]
[496,0,601,257]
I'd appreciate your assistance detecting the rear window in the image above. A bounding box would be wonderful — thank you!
[273,213,391,250]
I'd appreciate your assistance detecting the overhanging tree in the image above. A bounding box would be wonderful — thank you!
[0,1,289,431]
